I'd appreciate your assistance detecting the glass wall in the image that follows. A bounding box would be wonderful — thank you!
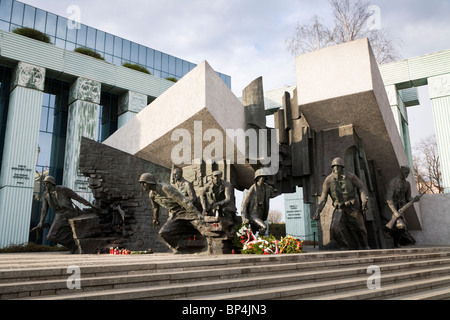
[0,0,232,87]
[98,93,118,143]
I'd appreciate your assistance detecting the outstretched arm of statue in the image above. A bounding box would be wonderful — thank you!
[199,186,210,215]
[66,187,101,211]
[313,181,329,221]
[37,197,49,228]
[149,193,160,227]
[313,200,326,221]
[240,186,254,224]
[386,199,400,218]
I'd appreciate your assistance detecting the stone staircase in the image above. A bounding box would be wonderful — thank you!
[1,246,450,300]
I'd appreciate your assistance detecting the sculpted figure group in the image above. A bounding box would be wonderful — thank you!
[139,168,276,252]
[314,158,422,250]
[35,158,422,253]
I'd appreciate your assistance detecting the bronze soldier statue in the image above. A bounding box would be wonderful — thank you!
[241,169,277,235]
[384,165,421,247]
[313,157,370,250]
[139,173,207,253]
[171,167,201,210]
[36,175,100,253]
[199,170,236,219]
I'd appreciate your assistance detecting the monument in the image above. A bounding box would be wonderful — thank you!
[66,38,424,254]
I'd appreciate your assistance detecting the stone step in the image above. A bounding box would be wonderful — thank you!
[390,286,450,300]
[5,256,449,299]
[17,258,450,300]
[304,275,450,300]
[0,252,450,299]
[2,246,450,300]
[188,268,450,301]
[2,247,449,284]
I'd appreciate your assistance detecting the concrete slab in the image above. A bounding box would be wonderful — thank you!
[103,61,255,188]
[295,38,421,229]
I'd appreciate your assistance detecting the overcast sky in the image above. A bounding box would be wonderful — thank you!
[19,0,450,218]
[19,0,450,141]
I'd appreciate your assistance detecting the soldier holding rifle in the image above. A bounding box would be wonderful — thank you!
[385,166,423,247]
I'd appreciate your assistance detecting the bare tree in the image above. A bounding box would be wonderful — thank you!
[413,135,443,194]
[286,15,333,55]
[268,210,283,223]
[286,0,401,64]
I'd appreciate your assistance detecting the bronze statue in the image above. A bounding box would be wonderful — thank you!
[139,173,207,253]
[199,170,236,219]
[171,167,201,210]
[241,169,277,235]
[313,157,370,250]
[36,175,100,253]
[384,165,421,247]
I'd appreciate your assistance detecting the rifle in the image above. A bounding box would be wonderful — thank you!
[385,191,426,230]
[29,222,50,240]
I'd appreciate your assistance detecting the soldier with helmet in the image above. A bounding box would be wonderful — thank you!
[139,172,207,252]
[36,175,100,253]
[199,170,236,219]
[384,165,421,247]
[313,157,370,250]
[241,168,277,235]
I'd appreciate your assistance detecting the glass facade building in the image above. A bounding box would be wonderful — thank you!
[0,0,231,86]
[0,0,232,247]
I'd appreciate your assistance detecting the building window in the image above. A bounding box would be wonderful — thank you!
[98,92,118,142]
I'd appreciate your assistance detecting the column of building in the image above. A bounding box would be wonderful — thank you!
[0,62,45,247]
[385,85,414,169]
[62,77,101,203]
[428,74,450,193]
[118,91,148,128]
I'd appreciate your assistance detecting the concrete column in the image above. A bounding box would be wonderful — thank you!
[118,91,148,128]
[428,73,450,193]
[62,77,101,202]
[0,62,45,247]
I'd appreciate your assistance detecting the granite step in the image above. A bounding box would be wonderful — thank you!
[1,246,450,300]
[188,268,450,301]
[13,251,450,300]
[6,257,450,299]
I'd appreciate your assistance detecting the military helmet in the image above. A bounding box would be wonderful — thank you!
[254,168,268,181]
[43,175,56,185]
[139,173,157,185]
[212,170,222,177]
[331,157,345,168]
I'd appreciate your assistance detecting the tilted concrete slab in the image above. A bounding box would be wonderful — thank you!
[295,38,422,229]
[103,61,254,189]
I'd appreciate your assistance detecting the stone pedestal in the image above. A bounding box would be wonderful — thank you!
[0,62,45,247]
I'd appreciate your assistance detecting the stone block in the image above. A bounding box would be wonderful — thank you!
[103,61,255,189]
[295,38,421,229]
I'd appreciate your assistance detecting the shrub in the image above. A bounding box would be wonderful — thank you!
[0,242,68,253]
[122,63,151,74]
[165,77,178,82]
[12,27,52,44]
[74,47,105,60]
